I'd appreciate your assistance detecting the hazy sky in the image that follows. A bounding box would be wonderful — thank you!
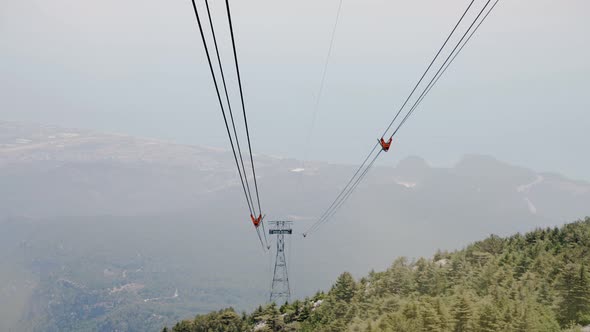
[1,0,589,180]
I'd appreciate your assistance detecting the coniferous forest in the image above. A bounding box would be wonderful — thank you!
[164,217,590,332]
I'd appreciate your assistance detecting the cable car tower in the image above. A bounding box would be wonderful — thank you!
[269,220,292,303]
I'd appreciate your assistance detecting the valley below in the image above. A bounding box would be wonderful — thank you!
[1,121,588,331]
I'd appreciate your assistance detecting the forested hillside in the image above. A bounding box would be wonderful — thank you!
[165,217,590,332]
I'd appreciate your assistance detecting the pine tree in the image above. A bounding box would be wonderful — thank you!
[576,265,590,325]
[557,264,590,326]
[386,258,414,296]
[514,306,534,332]
[415,258,437,296]
[434,298,451,331]
[268,313,285,331]
[453,296,474,332]
[421,302,442,332]
[280,301,289,314]
[298,304,311,322]
[478,302,500,332]
[332,272,356,303]
[172,321,192,332]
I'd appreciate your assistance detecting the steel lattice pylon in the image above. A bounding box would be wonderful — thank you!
[269,220,292,303]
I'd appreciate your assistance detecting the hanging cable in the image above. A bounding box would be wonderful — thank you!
[380,0,477,138]
[255,227,265,249]
[225,0,269,247]
[305,0,500,236]
[189,0,254,217]
[303,0,344,163]
[319,150,382,228]
[305,150,381,235]
[339,0,498,229]
[304,0,478,236]
[303,142,379,236]
[389,0,496,140]
[190,0,267,250]
[396,0,501,136]
[204,0,258,216]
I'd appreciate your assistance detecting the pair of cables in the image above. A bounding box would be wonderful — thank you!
[189,0,268,249]
[304,0,500,237]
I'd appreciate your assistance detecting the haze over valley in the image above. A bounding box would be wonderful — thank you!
[1,121,588,331]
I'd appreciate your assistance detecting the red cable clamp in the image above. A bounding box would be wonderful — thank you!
[379,138,392,152]
[250,214,262,228]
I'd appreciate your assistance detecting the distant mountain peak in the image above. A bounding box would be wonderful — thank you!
[453,154,534,179]
[396,155,430,169]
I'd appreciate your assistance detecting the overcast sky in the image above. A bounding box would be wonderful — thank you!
[1,0,589,180]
